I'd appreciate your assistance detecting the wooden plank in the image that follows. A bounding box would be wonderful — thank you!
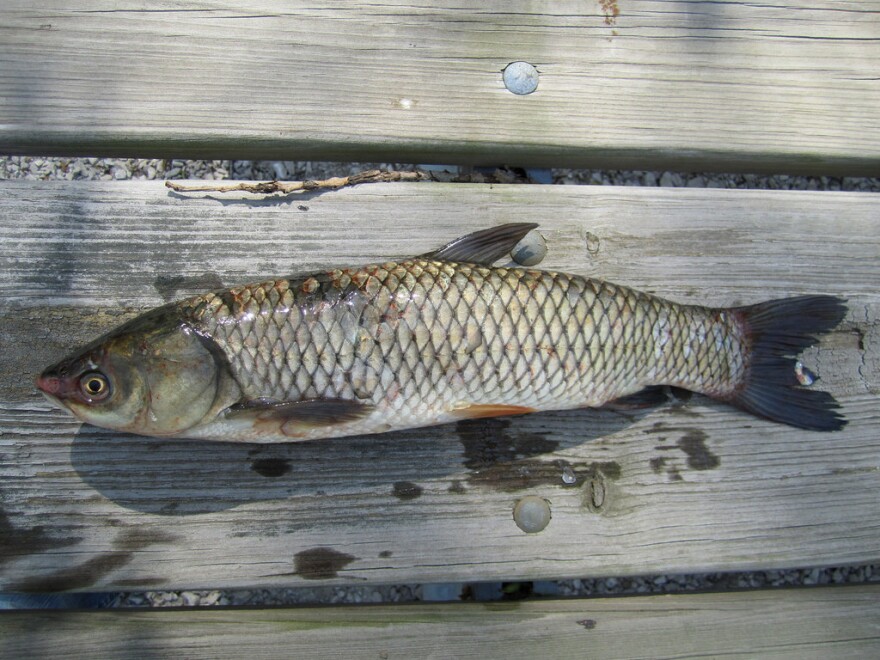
[0,587,878,659]
[0,180,878,592]
[1,1,879,174]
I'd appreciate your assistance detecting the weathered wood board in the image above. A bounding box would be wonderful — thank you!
[0,180,878,592]
[1,586,878,659]
[1,1,879,174]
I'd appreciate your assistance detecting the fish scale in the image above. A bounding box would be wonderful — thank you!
[177,260,742,439]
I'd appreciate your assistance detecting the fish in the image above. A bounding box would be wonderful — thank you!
[36,223,847,442]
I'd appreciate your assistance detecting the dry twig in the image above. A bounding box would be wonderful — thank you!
[164,169,430,195]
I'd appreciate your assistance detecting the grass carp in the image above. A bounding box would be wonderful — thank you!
[37,224,846,441]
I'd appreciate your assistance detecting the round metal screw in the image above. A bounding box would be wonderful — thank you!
[513,495,552,533]
[511,230,547,266]
[503,61,539,95]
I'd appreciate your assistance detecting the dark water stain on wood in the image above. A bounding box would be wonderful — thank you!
[0,509,82,566]
[153,272,225,302]
[649,455,683,481]
[251,457,292,478]
[649,456,667,473]
[587,461,621,481]
[467,459,555,492]
[677,430,720,470]
[448,480,466,494]
[457,417,621,492]
[647,422,720,477]
[483,458,621,494]
[10,552,133,592]
[9,527,180,591]
[379,550,393,558]
[113,527,179,552]
[294,547,358,580]
[646,420,669,435]
[457,418,562,491]
[457,418,559,468]
[667,403,702,418]
[392,481,423,500]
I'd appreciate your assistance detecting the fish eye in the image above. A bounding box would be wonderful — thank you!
[79,372,111,401]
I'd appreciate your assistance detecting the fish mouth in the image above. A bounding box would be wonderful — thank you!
[35,372,70,410]
[36,373,62,396]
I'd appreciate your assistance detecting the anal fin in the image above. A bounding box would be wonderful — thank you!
[451,403,537,420]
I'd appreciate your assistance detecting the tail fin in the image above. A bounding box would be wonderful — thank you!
[730,295,847,432]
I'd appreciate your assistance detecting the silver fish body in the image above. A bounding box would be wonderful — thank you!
[177,262,743,440]
[37,224,846,440]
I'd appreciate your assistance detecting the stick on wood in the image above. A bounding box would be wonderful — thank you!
[164,169,430,194]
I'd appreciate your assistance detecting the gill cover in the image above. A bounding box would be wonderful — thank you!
[38,305,234,436]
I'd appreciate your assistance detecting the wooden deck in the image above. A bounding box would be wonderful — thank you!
[2,0,879,655]
[2,586,879,658]
[1,181,877,592]
[1,1,879,174]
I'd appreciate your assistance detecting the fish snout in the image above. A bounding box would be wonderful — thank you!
[36,368,76,400]
[36,373,62,396]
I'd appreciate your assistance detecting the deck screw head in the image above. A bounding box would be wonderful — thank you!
[503,61,539,95]
[511,230,547,266]
[513,495,551,533]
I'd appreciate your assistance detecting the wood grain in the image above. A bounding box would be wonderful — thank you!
[1,586,878,659]
[1,1,879,174]
[0,180,878,592]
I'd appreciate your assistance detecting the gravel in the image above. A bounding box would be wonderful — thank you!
[3,156,878,191]
[2,155,877,608]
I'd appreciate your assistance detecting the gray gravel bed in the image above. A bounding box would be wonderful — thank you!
[102,564,880,608]
[2,155,877,608]
[2,156,878,192]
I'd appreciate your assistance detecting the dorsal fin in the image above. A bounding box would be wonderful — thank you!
[420,223,539,266]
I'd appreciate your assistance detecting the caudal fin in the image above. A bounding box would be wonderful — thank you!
[729,295,847,432]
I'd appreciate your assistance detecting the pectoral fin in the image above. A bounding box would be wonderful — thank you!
[226,398,374,437]
[421,223,539,266]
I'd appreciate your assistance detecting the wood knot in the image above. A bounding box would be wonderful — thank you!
[584,475,608,513]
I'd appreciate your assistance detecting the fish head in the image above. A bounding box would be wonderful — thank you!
[36,305,227,437]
